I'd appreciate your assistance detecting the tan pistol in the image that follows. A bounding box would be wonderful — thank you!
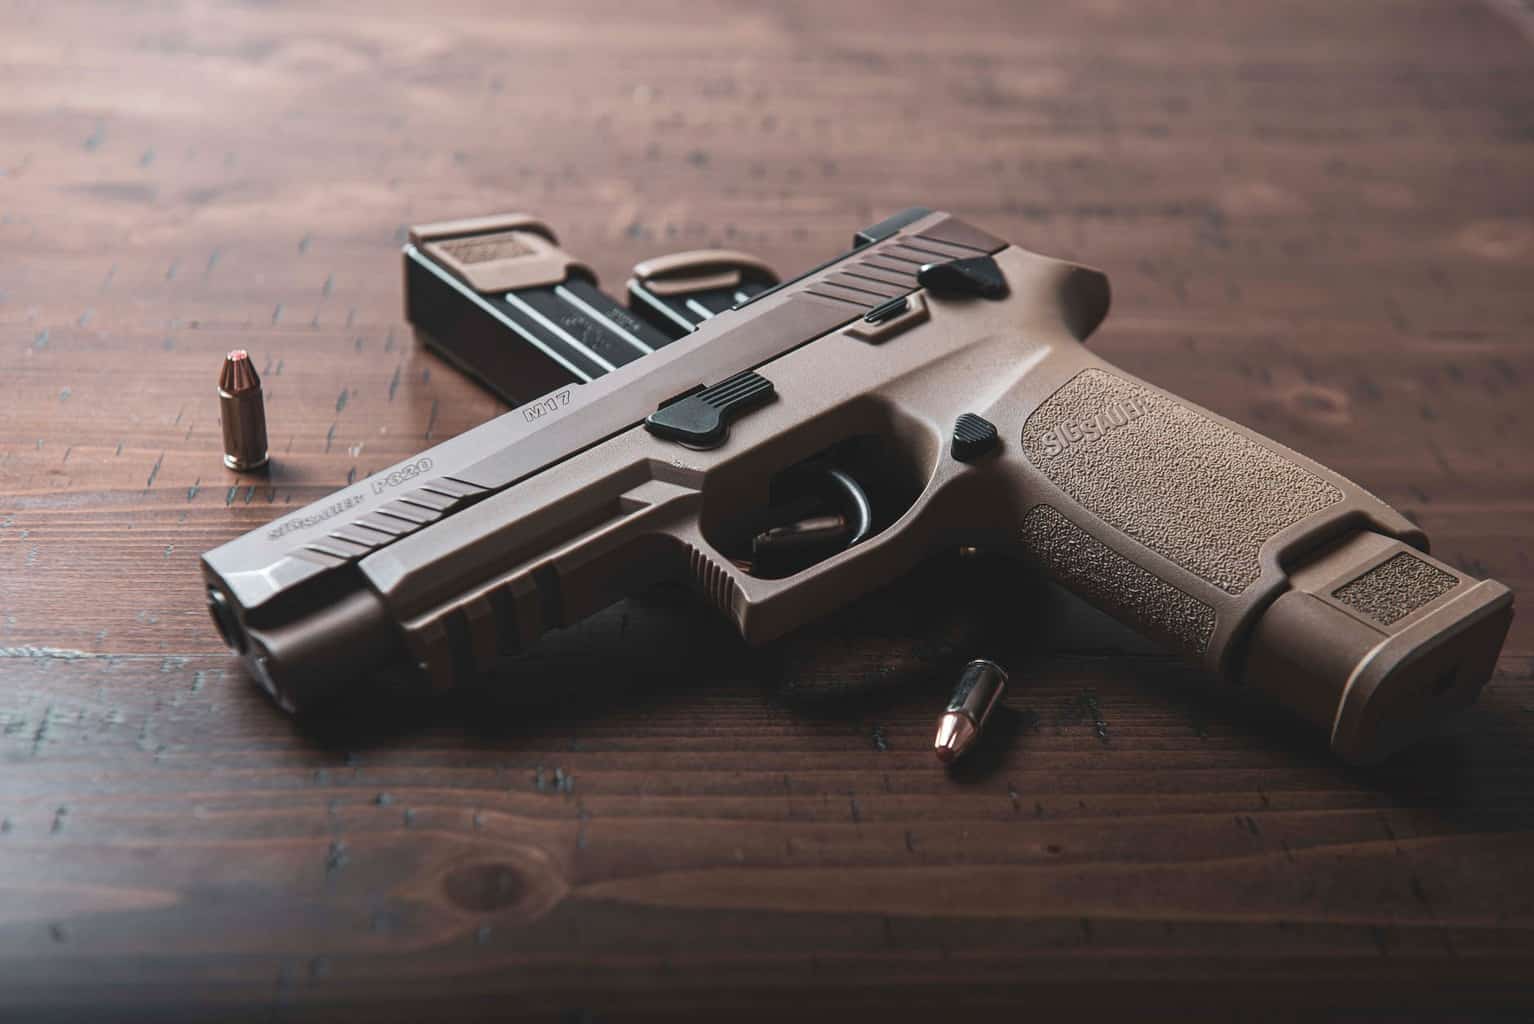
[201,207,1514,764]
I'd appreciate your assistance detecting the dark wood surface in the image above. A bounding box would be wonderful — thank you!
[2,0,1533,1018]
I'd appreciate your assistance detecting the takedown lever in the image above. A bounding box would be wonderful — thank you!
[644,371,776,449]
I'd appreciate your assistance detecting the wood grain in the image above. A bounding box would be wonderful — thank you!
[1,0,1532,1018]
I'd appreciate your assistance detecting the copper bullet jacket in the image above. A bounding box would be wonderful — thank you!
[218,349,269,472]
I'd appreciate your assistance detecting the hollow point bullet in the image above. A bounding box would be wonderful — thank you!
[934,659,1008,764]
[218,349,269,472]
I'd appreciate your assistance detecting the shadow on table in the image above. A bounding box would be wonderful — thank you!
[288,550,1042,751]
[290,550,1534,829]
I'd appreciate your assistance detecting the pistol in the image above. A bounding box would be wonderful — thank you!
[202,207,1513,763]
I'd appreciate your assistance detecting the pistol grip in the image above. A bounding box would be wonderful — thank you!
[1012,365,1513,763]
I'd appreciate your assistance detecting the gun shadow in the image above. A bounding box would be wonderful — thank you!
[291,551,1534,831]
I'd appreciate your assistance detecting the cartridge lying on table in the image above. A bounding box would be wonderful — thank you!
[935,659,1008,763]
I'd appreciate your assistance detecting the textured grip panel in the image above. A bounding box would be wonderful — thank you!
[1021,369,1343,594]
[1020,505,1216,655]
[1333,552,1459,626]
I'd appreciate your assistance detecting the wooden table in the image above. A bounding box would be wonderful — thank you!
[2,1,1531,1018]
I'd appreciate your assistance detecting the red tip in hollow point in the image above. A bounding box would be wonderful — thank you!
[219,349,261,394]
